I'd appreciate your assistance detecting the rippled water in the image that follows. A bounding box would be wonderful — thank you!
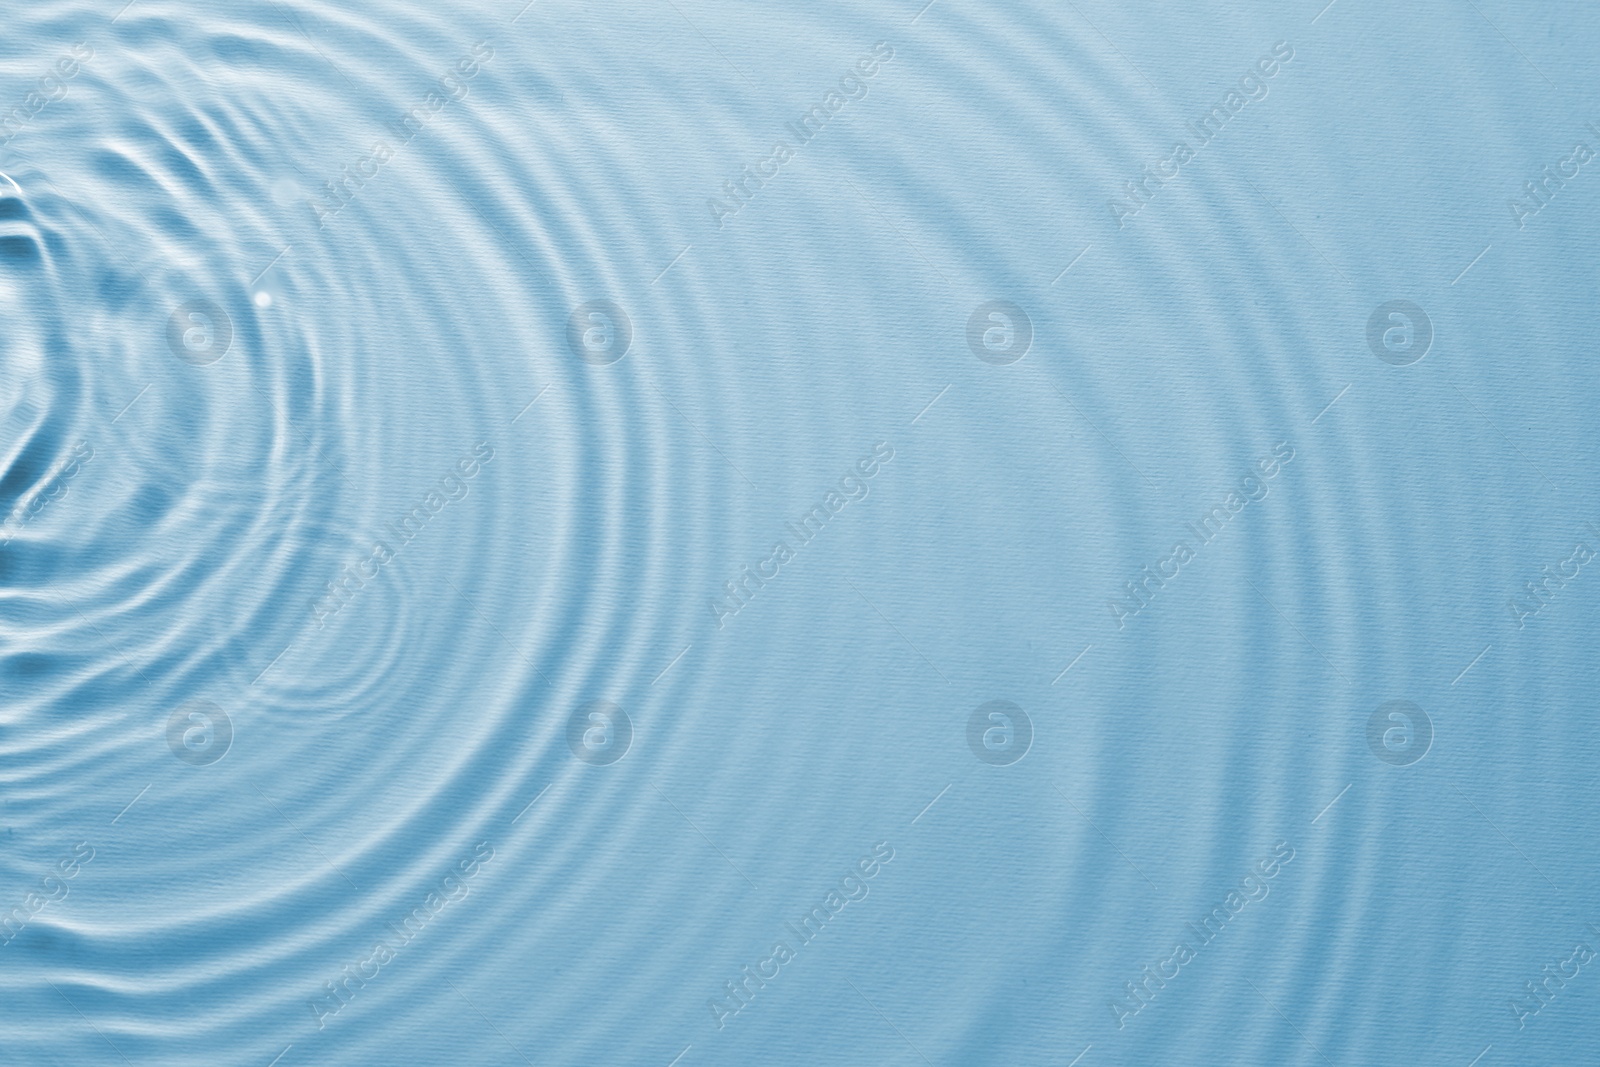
[4,0,1600,1064]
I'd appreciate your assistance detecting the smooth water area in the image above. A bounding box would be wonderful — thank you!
[2,1,1600,1064]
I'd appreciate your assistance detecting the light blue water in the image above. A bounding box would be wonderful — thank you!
[3,1,1600,1064]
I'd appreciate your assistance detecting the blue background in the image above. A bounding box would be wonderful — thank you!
[1,0,1598,1064]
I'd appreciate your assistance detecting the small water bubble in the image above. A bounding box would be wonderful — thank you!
[270,177,305,207]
